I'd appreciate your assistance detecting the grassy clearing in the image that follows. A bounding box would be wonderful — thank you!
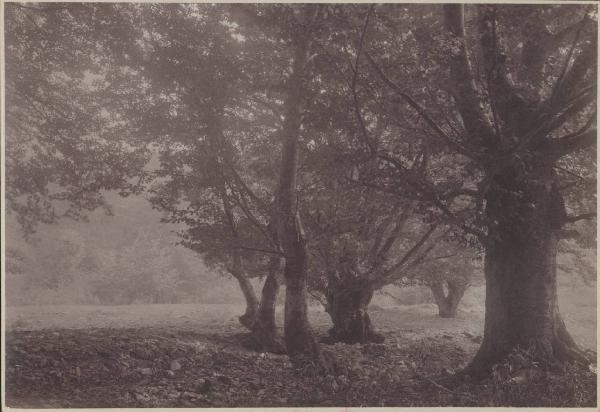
[7,280,596,350]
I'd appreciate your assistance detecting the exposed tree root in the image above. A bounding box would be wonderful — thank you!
[459,337,594,382]
[327,310,385,344]
[238,312,256,330]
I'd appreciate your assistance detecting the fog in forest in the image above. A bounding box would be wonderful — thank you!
[4,2,597,408]
[6,191,595,351]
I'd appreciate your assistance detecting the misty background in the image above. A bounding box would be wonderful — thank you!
[6,191,596,351]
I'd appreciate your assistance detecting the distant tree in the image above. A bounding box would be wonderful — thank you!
[5,247,28,304]
[413,243,480,318]
[5,248,26,277]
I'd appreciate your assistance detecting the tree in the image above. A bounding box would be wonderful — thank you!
[5,247,28,304]
[90,229,184,304]
[303,174,457,342]
[269,5,324,361]
[443,4,595,375]
[4,3,150,236]
[5,4,286,339]
[417,244,480,318]
[65,4,286,337]
[141,4,265,329]
[347,4,596,376]
[289,4,473,343]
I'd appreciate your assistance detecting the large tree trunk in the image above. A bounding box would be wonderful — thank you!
[249,257,285,353]
[465,165,590,377]
[429,278,468,318]
[325,278,384,344]
[442,4,594,380]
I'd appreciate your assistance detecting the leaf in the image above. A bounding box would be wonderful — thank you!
[170,359,182,371]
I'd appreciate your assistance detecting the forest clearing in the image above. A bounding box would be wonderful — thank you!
[3,2,597,408]
[5,279,597,407]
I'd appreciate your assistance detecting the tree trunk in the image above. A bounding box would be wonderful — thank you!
[250,257,285,353]
[231,271,259,330]
[325,278,384,344]
[464,166,590,377]
[429,278,468,318]
[274,6,322,363]
[283,245,321,359]
[442,3,592,379]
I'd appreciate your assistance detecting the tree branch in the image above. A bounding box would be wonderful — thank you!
[225,181,279,250]
[233,245,285,256]
[554,165,589,182]
[443,4,496,146]
[375,206,412,263]
[348,5,377,154]
[364,52,479,160]
[549,10,591,105]
[537,91,596,147]
[222,155,271,213]
[549,127,597,156]
[565,212,596,223]
[372,223,439,288]
[551,29,597,106]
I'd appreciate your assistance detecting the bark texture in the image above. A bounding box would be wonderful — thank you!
[283,248,320,358]
[429,278,468,318]
[465,164,589,377]
[249,257,285,353]
[325,278,384,344]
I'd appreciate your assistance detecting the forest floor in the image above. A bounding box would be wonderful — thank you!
[5,302,597,408]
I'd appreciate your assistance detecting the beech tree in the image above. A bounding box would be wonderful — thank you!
[132,4,275,331]
[302,172,458,342]
[345,4,596,376]
[290,4,474,343]
[42,4,286,349]
[415,243,479,318]
[5,4,287,348]
[4,3,149,236]
[443,4,596,375]
[266,4,323,361]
